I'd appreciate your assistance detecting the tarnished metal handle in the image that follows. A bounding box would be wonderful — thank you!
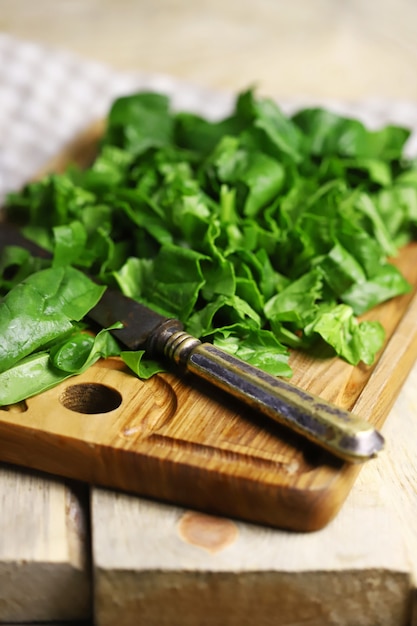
[149,321,384,463]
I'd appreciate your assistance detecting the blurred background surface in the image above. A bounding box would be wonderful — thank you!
[2,0,417,100]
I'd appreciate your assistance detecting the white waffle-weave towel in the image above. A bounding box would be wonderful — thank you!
[0,34,235,205]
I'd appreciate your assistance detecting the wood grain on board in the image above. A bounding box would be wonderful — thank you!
[91,471,412,626]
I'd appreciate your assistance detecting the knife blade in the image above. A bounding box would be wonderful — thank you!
[0,223,384,462]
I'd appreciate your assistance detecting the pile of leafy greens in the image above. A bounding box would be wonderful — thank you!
[1,88,417,405]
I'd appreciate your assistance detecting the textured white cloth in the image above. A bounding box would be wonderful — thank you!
[0,34,234,204]
[1,33,417,205]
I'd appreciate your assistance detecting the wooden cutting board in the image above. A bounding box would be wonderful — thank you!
[2,122,417,532]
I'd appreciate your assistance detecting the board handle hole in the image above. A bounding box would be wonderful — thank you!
[60,383,122,414]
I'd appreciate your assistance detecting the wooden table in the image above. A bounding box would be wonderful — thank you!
[2,2,417,624]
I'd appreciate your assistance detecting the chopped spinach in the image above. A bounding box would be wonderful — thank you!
[2,88,417,404]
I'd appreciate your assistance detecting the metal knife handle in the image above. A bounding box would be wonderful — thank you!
[148,321,384,463]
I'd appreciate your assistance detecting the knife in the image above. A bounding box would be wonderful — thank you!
[1,224,384,462]
[88,288,384,463]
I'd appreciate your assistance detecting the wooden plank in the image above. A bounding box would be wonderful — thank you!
[0,464,91,623]
[91,432,413,626]
[369,361,417,626]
